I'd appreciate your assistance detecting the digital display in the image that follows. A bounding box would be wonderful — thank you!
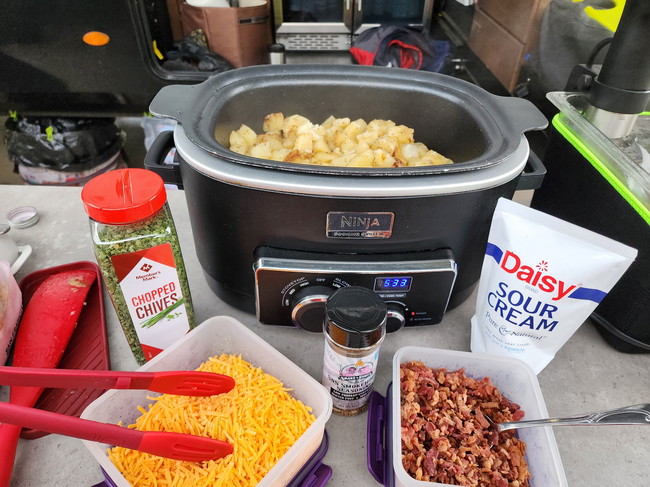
[374,276,412,292]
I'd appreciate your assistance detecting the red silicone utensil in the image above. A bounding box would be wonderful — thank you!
[18,261,109,440]
[0,402,233,462]
[0,269,96,487]
[0,367,235,396]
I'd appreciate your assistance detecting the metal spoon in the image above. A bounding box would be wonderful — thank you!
[487,404,650,432]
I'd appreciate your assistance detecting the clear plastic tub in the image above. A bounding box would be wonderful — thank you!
[81,315,333,486]
[391,347,567,487]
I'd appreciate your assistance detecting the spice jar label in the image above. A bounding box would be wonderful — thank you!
[322,344,379,412]
[111,243,190,361]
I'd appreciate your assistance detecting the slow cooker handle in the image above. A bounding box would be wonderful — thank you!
[143,131,184,189]
[492,95,549,134]
[149,84,201,122]
[516,149,546,191]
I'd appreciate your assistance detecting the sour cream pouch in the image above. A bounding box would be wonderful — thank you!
[471,198,637,373]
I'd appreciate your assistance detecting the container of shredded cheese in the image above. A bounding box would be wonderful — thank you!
[80,316,333,487]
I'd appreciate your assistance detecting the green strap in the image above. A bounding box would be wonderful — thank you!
[552,114,650,225]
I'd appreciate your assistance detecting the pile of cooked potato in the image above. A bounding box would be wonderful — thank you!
[228,112,453,168]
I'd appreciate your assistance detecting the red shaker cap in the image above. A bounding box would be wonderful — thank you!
[81,169,167,224]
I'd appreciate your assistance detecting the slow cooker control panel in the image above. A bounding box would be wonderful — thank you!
[254,247,457,332]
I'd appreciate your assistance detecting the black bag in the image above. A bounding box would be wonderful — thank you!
[5,117,124,172]
[350,25,451,73]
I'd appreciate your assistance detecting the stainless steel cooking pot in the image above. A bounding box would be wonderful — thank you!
[146,65,548,332]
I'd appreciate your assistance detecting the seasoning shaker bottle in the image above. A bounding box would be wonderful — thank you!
[81,168,195,365]
[269,43,286,65]
[322,286,387,415]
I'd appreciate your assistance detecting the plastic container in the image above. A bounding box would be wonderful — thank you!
[0,261,21,366]
[81,315,333,487]
[81,168,195,365]
[532,92,649,353]
[92,432,332,487]
[367,346,567,487]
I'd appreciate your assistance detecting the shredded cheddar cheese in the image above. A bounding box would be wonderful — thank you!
[108,354,316,486]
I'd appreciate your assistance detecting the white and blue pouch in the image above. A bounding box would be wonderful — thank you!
[471,198,637,374]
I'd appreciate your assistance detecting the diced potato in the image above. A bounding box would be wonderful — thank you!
[337,135,356,154]
[349,149,374,167]
[328,117,351,136]
[331,153,355,166]
[294,133,314,153]
[313,152,337,164]
[387,125,414,144]
[263,112,285,133]
[357,130,380,146]
[229,131,249,155]
[419,150,453,166]
[320,115,337,129]
[285,150,305,164]
[414,142,429,158]
[355,140,371,154]
[271,148,291,162]
[368,119,395,135]
[249,142,273,159]
[256,133,284,151]
[227,112,452,168]
[370,135,398,154]
[282,114,311,137]
[236,124,258,147]
[373,149,396,167]
[282,133,297,149]
[397,143,420,164]
[313,138,331,153]
[342,119,367,139]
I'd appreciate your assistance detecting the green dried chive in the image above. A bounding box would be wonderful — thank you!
[91,204,195,365]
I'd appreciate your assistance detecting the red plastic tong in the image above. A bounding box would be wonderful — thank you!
[0,367,236,462]
[0,366,235,396]
[0,401,233,462]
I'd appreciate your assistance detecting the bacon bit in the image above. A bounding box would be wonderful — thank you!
[424,449,438,476]
[400,361,531,487]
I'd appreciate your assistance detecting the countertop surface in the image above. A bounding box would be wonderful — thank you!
[1,185,649,487]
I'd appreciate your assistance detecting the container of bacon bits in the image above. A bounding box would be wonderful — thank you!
[366,347,567,487]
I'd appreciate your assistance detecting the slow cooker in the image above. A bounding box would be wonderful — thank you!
[145,65,547,333]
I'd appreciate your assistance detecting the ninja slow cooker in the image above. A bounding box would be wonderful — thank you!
[145,64,547,333]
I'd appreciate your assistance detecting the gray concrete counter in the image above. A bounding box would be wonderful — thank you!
[1,185,648,486]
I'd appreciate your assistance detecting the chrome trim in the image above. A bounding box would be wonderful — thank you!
[584,104,639,139]
[276,22,351,34]
[291,294,330,328]
[386,307,406,330]
[254,256,457,276]
[175,126,530,198]
[254,256,458,327]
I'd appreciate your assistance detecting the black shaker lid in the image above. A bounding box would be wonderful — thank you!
[325,286,387,348]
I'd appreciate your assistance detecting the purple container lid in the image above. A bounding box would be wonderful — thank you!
[367,386,394,487]
[92,431,331,487]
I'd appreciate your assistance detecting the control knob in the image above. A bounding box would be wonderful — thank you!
[386,302,407,333]
[290,286,334,332]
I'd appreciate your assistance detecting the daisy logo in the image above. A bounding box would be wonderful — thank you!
[536,260,549,272]
[498,250,577,300]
